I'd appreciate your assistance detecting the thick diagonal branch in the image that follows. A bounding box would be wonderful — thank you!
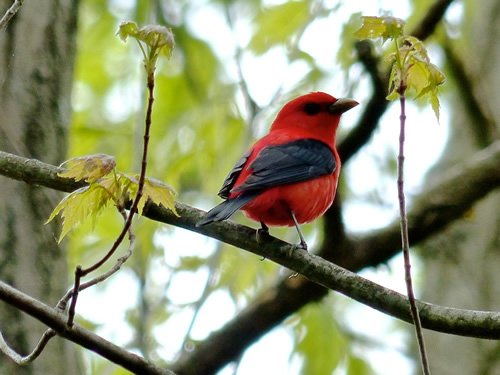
[1,140,499,373]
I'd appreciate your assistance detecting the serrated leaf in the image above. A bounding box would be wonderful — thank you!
[429,62,446,86]
[142,177,178,216]
[120,174,178,216]
[119,172,144,211]
[58,154,116,183]
[429,88,441,121]
[406,60,429,95]
[411,60,444,120]
[46,182,115,242]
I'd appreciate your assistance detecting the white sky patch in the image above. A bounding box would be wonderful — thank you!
[190,289,237,339]
[76,268,138,344]
[235,327,299,375]
[166,268,210,304]
[154,308,196,361]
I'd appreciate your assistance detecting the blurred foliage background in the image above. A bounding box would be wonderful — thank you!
[59,0,476,374]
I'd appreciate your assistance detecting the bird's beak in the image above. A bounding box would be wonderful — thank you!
[328,98,359,114]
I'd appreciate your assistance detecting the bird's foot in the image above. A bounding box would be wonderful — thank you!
[256,222,271,242]
[256,223,270,260]
[288,240,308,257]
[256,228,270,244]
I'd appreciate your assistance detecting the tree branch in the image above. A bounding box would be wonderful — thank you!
[1,140,500,373]
[0,281,175,375]
[170,141,500,375]
[0,0,24,30]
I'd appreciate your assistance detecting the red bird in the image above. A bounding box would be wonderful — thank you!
[197,92,358,250]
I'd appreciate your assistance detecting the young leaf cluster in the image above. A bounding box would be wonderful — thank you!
[355,16,445,118]
[46,154,177,242]
[117,21,175,75]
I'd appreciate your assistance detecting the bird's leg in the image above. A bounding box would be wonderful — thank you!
[256,222,270,243]
[290,211,308,254]
[257,222,270,260]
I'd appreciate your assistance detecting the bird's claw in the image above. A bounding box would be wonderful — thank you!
[288,241,308,257]
[256,225,271,261]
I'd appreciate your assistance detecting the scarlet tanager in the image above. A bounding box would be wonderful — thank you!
[197,92,358,250]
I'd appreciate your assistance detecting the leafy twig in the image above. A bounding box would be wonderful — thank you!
[355,15,445,375]
[50,23,176,326]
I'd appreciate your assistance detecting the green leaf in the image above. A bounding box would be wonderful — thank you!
[347,354,372,375]
[58,154,116,183]
[116,21,139,42]
[120,174,178,216]
[142,177,178,216]
[294,303,347,375]
[386,64,401,101]
[136,25,175,57]
[354,16,405,43]
[46,182,115,242]
[117,21,175,58]
[248,1,310,55]
[406,59,429,95]
[354,16,387,40]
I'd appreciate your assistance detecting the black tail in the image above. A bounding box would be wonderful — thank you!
[196,192,260,227]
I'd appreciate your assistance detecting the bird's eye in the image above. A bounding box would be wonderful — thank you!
[304,102,321,115]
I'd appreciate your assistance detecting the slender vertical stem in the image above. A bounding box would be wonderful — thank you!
[64,60,156,325]
[397,88,431,375]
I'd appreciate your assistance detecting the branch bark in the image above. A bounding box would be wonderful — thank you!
[0,140,499,373]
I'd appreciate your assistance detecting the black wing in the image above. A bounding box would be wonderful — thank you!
[218,149,253,199]
[196,138,335,227]
[232,138,336,193]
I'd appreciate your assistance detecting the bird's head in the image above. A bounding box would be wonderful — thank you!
[270,92,358,142]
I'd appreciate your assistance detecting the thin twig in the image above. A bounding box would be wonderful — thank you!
[0,281,174,375]
[67,265,82,327]
[63,63,156,323]
[0,328,56,365]
[397,87,430,375]
[0,0,24,30]
[57,208,136,312]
